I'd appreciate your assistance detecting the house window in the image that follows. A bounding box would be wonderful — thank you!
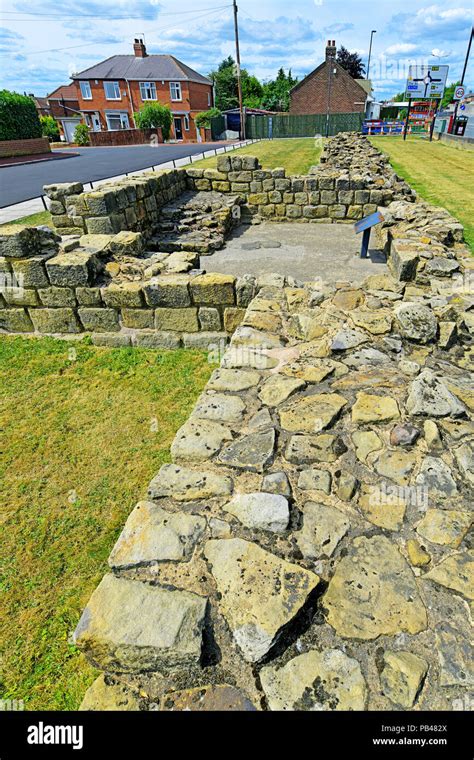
[80,81,92,100]
[104,81,121,100]
[184,114,190,131]
[105,111,129,130]
[139,82,157,100]
[207,92,211,107]
[170,82,182,101]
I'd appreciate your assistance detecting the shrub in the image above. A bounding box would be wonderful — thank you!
[74,123,90,146]
[0,89,42,141]
[195,107,222,130]
[134,102,172,141]
[40,115,60,142]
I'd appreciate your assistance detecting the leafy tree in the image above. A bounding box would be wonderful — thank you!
[210,56,263,110]
[40,115,60,142]
[134,102,172,140]
[0,89,42,140]
[195,107,222,129]
[441,81,462,108]
[336,46,366,79]
[260,68,298,111]
[73,123,90,145]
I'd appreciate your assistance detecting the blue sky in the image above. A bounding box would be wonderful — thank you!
[0,0,472,100]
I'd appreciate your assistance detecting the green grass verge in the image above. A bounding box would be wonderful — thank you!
[370,136,474,252]
[0,336,214,710]
[0,211,52,228]
[194,137,322,174]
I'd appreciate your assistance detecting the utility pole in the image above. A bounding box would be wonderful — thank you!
[367,30,376,80]
[449,25,473,134]
[233,0,245,139]
[325,44,335,138]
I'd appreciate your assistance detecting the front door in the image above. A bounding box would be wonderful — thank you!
[173,117,183,141]
[92,114,101,132]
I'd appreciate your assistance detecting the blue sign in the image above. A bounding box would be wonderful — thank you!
[354,211,384,234]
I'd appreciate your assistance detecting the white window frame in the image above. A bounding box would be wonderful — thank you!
[207,91,211,107]
[170,82,182,101]
[105,111,129,131]
[184,114,190,131]
[104,81,121,100]
[139,81,157,101]
[80,81,92,100]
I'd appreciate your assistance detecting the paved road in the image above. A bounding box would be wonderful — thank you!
[0,142,228,208]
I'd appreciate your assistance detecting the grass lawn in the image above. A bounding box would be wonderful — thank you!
[370,136,474,252]
[0,336,213,710]
[0,211,52,228]
[194,137,322,174]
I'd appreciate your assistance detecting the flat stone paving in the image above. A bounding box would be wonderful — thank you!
[202,222,387,283]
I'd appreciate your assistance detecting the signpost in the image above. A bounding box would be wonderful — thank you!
[404,65,448,141]
[354,211,384,258]
[454,85,465,101]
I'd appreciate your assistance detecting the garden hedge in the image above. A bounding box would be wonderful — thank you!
[0,89,42,141]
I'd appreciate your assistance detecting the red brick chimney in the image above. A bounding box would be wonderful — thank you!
[326,40,337,61]
[133,38,147,57]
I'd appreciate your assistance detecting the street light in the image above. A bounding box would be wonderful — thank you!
[367,30,376,79]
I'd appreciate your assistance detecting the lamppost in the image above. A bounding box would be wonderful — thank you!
[367,30,376,79]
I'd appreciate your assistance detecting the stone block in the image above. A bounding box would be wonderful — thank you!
[347,205,364,220]
[216,155,232,172]
[0,225,58,259]
[329,205,347,219]
[38,287,76,307]
[10,256,50,288]
[49,200,65,215]
[0,307,33,332]
[294,192,308,205]
[108,231,144,257]
[338,190,354,205]
[198,306,221,331]
[308,191,320,204]
[275,178,291,192]
[250,180,263,193]
[286,205,302,218]
[46,251,99,287]
[43,182,83,200]
[78,307,120,332]
[321,190,337,205]
[183,332,228,349]
[230,182,250,193]
[190,273,235,305]
[194,179,212,191]
[29,307,81,334]
[363,204,378,216]
[224,306,246,333]
[143,275,190,307]
[91,333,132,348]
[75,287,102,306]
[268,191,282,204]
[247,193,268,205]
[102,282,144,309]
[132,331,181,349]
[241,156,258,170]
[155,307,199,332]
[262,179,275,191]
[121,308,154,329]
[355,190,370,204]
[212,181,231,192]
[228,171,252,182]
[3,288,40,307]
[291,178,304,192]
[303,206,320,219]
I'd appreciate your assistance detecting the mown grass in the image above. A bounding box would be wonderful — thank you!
[0,336,213,710]
[370,136,474,252]
[194,137,322,174]
[0,211,52,228]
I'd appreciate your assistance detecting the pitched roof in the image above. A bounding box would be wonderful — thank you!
[73,55,211,85]
[47,83,78,100]
[290,60,368,98]
[356,79,372,96]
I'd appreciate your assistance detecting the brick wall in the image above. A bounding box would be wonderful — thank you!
[89,127,163,147]
[0,137,51,158]
[290,62,367,115]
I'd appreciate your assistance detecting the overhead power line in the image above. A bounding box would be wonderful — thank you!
[0,5,230,21]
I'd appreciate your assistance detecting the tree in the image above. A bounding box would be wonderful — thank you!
[195,107,222,130]
[336,46,366,79]
[40,115,60,142]
[260,68,298,111]
[134,102,172,140]
[73,123,90,146]
[209,56,263,110]
[441,81,462,108]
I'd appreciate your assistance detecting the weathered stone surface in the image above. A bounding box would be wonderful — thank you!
[262,471,291,496]
[453,442,474,486]
[46,251,98,287]
[143,275,190,307]
[78,307,120,332]
[0,307,34,332]
[258,375,305,406]
[217,429,275,473]
[351,309,392,335]
[406,370,466,417]
[351,392,400,423]
[406,539,431,567]
[375,449,417,486]
[74,574,207,672]
[133,331,181,349]
[324,535,427,639]
[102,282,144,309]
[380,651,428,708]
[207,368,260,391]
[260,649,367,711]
[38,286,76,307]
[335,471,358,501]
[285,434,347,464]
[148,464,232,501]
[395,303,437,343]
[296,502,349,559]
[435,622,474,687]
[424,551,473,600]
[358,483,407,531]
[416,509,472,548]
[29,307,81,334]
[108,502,206,568]
[155,307,199,332]
[224,492,289,533]
[162,684,257,711]
[352,430,382,462]
[297,468,331,494]
[415,456,457,497]
[79,675,141,711]
[280,393,347,432]
[192,393,246,424]
[331,328,368,351]
[204,538,319,662]
[190,273,235,305]
[171,419,233,462]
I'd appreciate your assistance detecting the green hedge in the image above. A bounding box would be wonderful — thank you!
[0,89,42,141]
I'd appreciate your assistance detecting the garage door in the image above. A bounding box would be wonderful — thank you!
[63,119,81,143]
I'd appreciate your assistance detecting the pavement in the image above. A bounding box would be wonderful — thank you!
[202,222,387,283]
[0,142,229,210]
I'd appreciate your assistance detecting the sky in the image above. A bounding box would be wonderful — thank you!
[0,0,472,100]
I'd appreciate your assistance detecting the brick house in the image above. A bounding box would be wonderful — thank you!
[47,84,82,142]
[72,38,214,142]
[290,40,370,116]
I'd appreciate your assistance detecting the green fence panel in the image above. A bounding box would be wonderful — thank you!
[245,112,364,138]
[210,115,226,140]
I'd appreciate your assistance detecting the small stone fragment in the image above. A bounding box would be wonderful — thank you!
[296,502,350,559]
[416,509,472,548]
[395,303,437,343]
[424,551,473,600]
[258,375,305,406]
[224,492,289,533]
[217,429,275,473]
[380,651,428,708]
[148,464,232,501]
[390,423,420,447]
[406,370,466,417]
[280,393,347,432]
[351,392,400,423]
[406,539,431,567]
[352,430,382,462]
[262,471,291,497]
[297,468,331,494]
[79,675,141,711]
[162,684,257,711]
[415,456,457,497]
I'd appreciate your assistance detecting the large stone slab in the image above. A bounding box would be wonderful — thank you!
[406,369,466,417]
[260,649,367,711]
[324,535,427,640]
[380,651,428,708]
[279,393,347,432]
[204,538,319,662]
[223,492,289,533]
[423,551,473,600]
[74,574,207,672]
[148,464,232,501]
[217,429,275,473]
[192,393,246,424]
[171,419,233,462]
[285,434,347,464]
[296,502,350,559]
[108,501,206,568]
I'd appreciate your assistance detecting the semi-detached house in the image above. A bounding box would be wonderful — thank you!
[72,38,214,142]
